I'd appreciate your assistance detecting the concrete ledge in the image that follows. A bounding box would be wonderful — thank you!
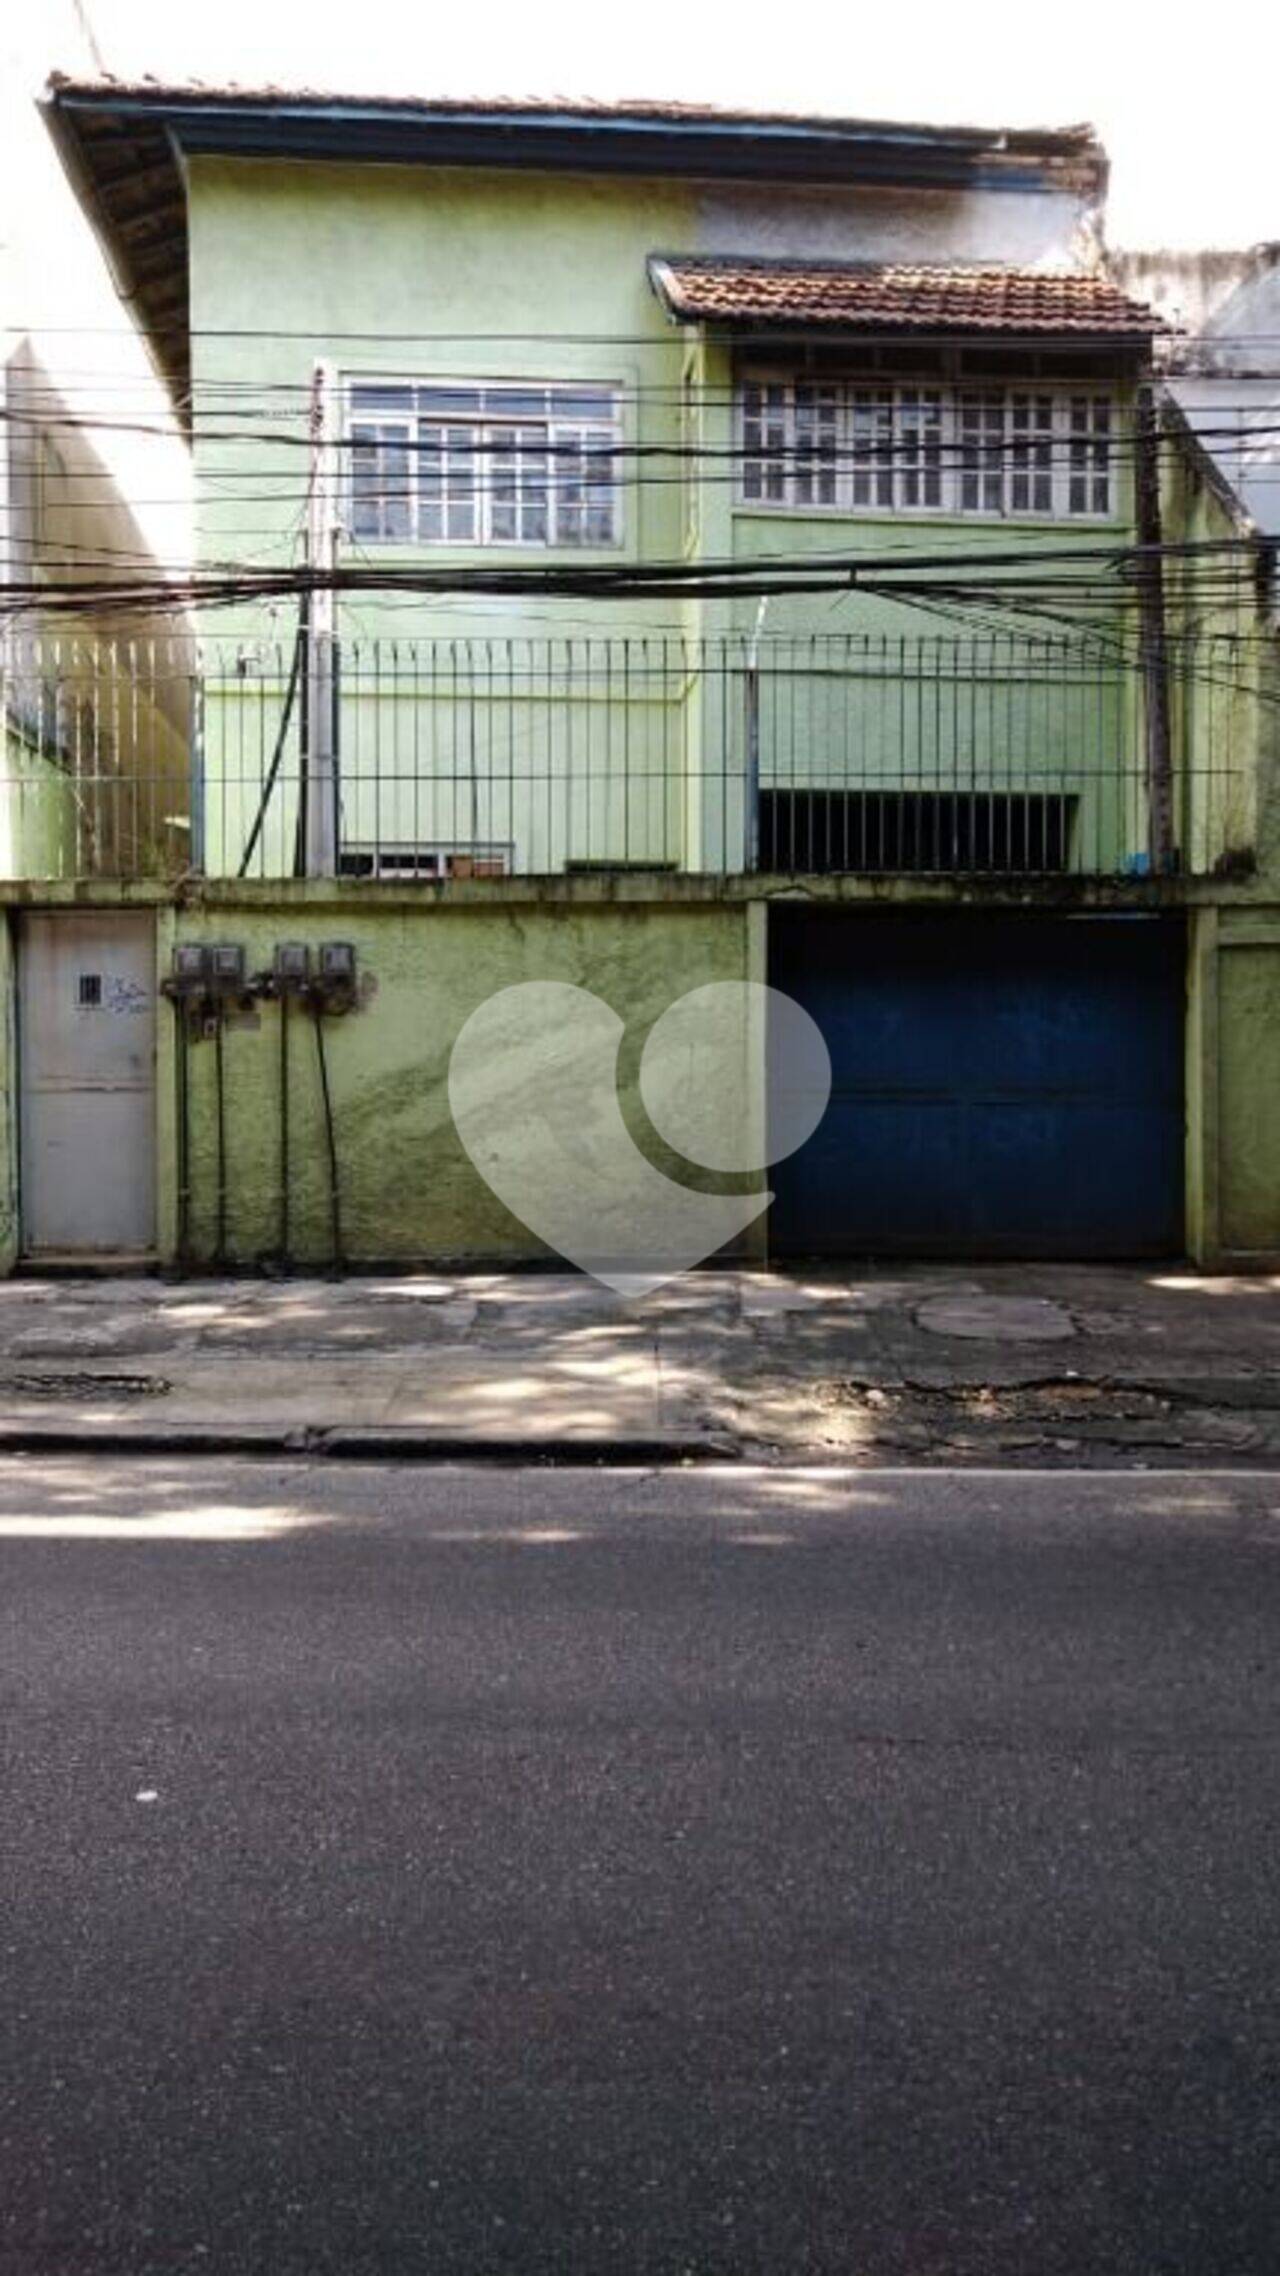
[0,1421,740,1463]
[2,872,1274,913]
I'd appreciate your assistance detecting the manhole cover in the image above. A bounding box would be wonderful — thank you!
[915,1296,1076,1342]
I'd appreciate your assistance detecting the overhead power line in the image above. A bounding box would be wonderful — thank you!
[1,534,1268,620]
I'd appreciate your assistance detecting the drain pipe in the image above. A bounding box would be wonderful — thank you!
[212,1005,228,1268]
[311,1001,343,1273]
[278,988,291,1266]
[744,596,768,872]
[172,1000,191,1271]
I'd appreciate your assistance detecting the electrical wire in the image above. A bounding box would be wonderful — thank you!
[236,618,305,876]
[1,533,1268,619]
[10,400,1280,464]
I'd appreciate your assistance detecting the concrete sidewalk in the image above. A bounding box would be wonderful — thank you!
[1,1262,1280,1463]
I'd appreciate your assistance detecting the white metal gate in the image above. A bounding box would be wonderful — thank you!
[18,912,156,1255]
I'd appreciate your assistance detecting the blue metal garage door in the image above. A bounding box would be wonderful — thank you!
[769,913,1185,1259]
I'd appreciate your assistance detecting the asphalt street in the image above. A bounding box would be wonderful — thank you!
[3,1457,1280,2274]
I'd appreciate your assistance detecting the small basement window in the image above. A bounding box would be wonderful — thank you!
[759,790,1078,874]
[337,845,511,880]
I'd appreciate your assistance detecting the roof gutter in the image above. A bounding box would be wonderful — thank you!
[44,86,1105,195]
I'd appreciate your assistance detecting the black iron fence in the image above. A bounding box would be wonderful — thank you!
[0,630,1261,882]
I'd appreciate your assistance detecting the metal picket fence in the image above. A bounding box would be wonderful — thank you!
[0,629,1260,882]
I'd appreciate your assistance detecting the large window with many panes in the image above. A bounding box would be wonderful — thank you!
[347,381,621,547]
[739,379,1115,519]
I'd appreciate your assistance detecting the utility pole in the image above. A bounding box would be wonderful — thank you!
[1135,388,1176,875]
[303,359,339,877]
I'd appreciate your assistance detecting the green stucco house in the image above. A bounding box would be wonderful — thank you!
[5,80,1274,1271]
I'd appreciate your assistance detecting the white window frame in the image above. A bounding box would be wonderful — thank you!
[738,376,1118,522]
[345,379,623,550]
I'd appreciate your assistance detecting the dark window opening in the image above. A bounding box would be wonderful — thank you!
[565,860,679,875]
[758,791,1077,875]
[78,973,102,1006]
[337,847,510,880]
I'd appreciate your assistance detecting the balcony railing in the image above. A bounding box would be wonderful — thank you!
[0,630,1261,883]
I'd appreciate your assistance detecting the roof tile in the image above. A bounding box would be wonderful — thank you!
[649,257,1159,336]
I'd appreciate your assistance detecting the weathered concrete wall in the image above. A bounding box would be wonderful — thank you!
[1110,247,1276,346]
[1190,907,1280,1264]
[696,179,1096,269]
[1162,408,1280,889]
[1166,379,1280,540]
[0,728,78,879]
[161,898,758,1269]
[5,877,1280,1273]
[0,917,17,1274]
[1113,248,1280,537]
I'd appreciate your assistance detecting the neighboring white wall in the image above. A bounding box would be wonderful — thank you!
[696,179,1101,269]
[0,1,191,584]
[1110,248,1270,343]
[1195,257,1280,378]
[1165,378,1280,536]
[1112,246,1280,536]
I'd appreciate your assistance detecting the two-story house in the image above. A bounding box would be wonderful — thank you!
[18,81,1275,1272]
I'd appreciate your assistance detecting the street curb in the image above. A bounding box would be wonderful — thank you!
[0,1422,741,1465]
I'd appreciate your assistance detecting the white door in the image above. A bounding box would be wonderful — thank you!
[19,912,156,1255]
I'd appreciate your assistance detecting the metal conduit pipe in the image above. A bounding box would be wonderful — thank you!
[212,1006,228,1269]
[278,989,291,1267]
[172,997,191,1272]
[310,1001,343,1273]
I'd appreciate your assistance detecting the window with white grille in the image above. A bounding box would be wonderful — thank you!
[740,380,1117,519]
[1067,395,1113,516]
[348,382,620,547]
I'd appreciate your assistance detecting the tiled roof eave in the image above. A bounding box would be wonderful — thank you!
[663,311,1156,339]
[647,254,1162,339]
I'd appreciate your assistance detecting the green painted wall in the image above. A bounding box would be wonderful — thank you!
[187,156,706,873]
[186,157,1194,881]
[1162,432,1280,889]
[1193,911,1280,1262]
[5,878,1280,1270]
[0,916,17,1273]
[159,897,756,1268]
[0,725,78,879]
[157,891,1280,1276]
[2,674,190,885]
[187,157,695,633]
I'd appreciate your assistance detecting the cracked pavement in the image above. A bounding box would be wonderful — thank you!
[0,1263,1277,1462]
